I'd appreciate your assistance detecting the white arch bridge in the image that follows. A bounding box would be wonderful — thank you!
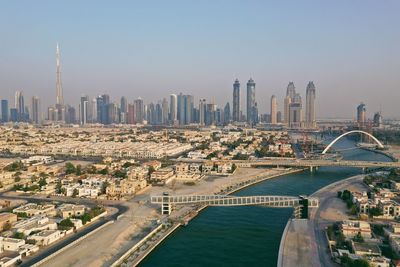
[151,194,319,218]
[322,130,384,154]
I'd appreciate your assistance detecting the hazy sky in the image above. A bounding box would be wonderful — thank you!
[1,1,399,119]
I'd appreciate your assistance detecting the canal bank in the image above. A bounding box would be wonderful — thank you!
[139,139,392,267]
[114,167,305,266]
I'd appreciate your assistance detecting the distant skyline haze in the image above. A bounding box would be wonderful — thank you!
[1,1,399,118]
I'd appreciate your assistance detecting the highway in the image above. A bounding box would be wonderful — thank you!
[175,158,400,169]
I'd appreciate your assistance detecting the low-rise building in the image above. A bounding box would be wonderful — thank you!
[28,230,63,246]
[12,203,56,217]
[57,204,86,219]
[13,215,57,236]
[0,213,17,231]
[150,168,174,182]
[341,220,372,239]
[352,241,381,257]
[0,238,25,252]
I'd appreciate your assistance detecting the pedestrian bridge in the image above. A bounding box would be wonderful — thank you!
[151,194,319,207]
[151,194,319,217]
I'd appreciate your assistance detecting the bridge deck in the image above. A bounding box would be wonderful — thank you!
[151,195,319,208]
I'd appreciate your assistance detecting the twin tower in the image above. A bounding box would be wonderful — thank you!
[232,79,316,128]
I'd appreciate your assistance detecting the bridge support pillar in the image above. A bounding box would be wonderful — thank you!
[310,166,313,173]
[162,202,172,215]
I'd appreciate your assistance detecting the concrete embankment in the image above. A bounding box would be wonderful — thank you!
[277,174,366,267]
[112,167,305,267]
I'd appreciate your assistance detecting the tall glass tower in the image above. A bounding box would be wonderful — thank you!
[232,79,240,122]
[246,78,256,124]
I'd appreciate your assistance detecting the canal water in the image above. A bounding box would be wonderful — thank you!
[140,139,391,267]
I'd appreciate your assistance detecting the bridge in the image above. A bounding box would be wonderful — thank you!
[151,194,319,218]
[322,130,384,154]
[175,158,400,172]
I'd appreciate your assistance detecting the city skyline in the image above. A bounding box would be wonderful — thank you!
[1,1,399,118]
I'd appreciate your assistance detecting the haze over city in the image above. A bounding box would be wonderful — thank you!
[1,1,399,118]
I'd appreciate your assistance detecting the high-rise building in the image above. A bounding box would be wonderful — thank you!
[373,112,383,128]
[284,82,295,125]
[357,103,366,127]
[31,96,40,124]
[1,100,9,122]
[184,95,194,125]
[15,91,25,122]
[169,94,177,123]
[246,78,256,124]
[10,108,18,122]
[199,99,206,126]
[277,111,282,123]
[79,96,89,125]
[232,79,240,122]
[127,103,135,124]
[162,98,169,124]
[206,103,217,125]
[270,95,277,124]
[91,98,98,123]
[223,102,231,125]
[120,96,127,124]
[134,98,144,124]
[65,105,76,124]
[56,43,64,106]
[305,81,316,128]
[289,93,302,128]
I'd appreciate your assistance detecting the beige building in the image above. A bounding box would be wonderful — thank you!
[0,213,17,231]
[28,230,63,246]
[57,204,86,219]
[13,203,56,217]
[341,220,372,238]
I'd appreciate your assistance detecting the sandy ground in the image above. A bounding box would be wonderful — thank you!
[43,167,287,267]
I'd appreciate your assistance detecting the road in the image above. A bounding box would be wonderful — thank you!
[309,175,369,267]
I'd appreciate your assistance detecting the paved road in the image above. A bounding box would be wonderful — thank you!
[310,175,369,267]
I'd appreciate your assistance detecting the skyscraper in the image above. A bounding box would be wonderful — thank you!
[270,95,277,124]
[31,96,40,124]
[1,100,9,122]
[199,99,206,126]
[357,103,366,127]
[305,81,316,128]
[284,82,295,125]
[15,91,25,122]
[169,94,177,123]
[162,98,169,124]
[246,78,256,124]
[134,98,144,123]
[120,96,127,124]
[127,103,135,124]
[289,93,302,128]
[223,102,231,124]
[373,112,383,128]
[184,95,194,125]
[56,43,64,106]
[79,96,89,125]
[232,79,240,122]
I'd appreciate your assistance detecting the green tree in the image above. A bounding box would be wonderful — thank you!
[369,207,383,217]
[12,232,25,239]
[65,162,76,175]
[353,232,364,243]
[72,188,79,198]
[76,165,82,175]
[58,218,75,228]
[101,181,110,194]
[38,178,47,187]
